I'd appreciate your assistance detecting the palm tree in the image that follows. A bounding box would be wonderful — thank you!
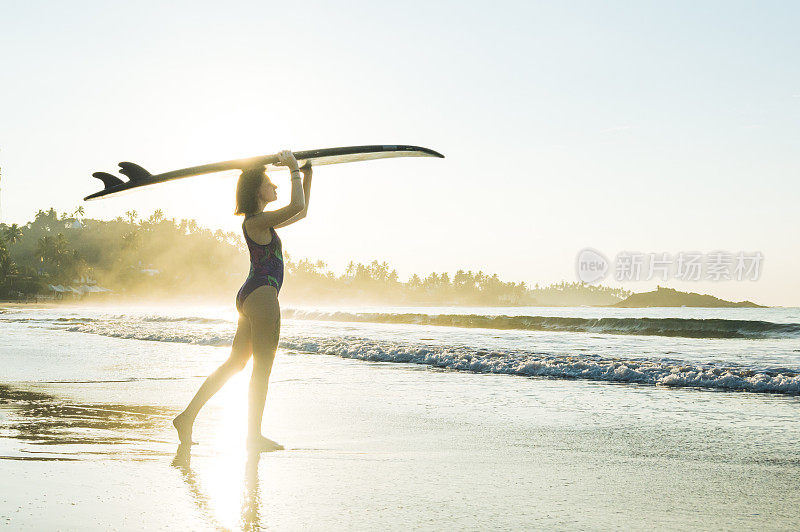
[37,236,56,264]
[125,210,138,225]
[122,230,140,250]
[72,206,85,218]
[0,252,16,278]
[54,233,69,257]
[34,208,59,232]
[37,234,69,266]
[3,224,22,244]
[0,237,18,287]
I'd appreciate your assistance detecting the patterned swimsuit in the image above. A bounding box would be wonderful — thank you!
[235,215,284,313]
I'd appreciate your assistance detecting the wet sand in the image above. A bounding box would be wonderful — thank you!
[1,322,799,530]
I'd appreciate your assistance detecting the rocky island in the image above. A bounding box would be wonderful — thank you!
[612,287,765,308]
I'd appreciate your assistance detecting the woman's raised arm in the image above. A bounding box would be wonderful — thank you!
[274,163,312,228]
[250,150,305,229]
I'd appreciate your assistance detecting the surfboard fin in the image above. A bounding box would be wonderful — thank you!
[92,171,126,189]
[118,162,152,181]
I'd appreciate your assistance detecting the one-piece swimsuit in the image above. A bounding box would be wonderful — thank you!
[235,215,283,313]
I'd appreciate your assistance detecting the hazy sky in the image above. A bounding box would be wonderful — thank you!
[1,1,798,305]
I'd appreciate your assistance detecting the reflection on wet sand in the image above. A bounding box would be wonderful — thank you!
[171,444,231,530]
[172,444,267,531]
[243,452,264,532]
[0,384,174,460]
[1,383,273,530]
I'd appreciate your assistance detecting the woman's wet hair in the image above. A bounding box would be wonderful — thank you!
[235,166,266,216]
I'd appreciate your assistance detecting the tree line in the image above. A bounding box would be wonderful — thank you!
[1,208,630,306]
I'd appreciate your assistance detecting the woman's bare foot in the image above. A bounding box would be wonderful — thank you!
[173,412,195,445]
[246,434,284,452]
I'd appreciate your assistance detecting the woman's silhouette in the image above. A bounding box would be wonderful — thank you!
[173,150,311,452]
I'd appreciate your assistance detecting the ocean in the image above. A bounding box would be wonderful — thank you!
[5,304,798,393]
[1,304,799,530]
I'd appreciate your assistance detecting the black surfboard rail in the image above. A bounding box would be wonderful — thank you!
[84,144,444,201]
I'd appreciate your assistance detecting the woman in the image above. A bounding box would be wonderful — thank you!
[173,149,311,452]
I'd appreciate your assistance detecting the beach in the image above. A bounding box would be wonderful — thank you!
[1,304,799,530]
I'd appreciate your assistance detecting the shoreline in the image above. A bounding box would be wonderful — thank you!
[2,300,791,310]
[2,306,799,529]
[2,350,799,530]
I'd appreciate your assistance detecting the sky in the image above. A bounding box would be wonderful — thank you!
[1,0,798,305]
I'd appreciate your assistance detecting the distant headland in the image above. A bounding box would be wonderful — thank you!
[613,287,765,308]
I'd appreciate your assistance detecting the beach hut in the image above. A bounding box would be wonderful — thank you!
[47,284,68,300]
[78,284,112,296]
[66,286,82,297]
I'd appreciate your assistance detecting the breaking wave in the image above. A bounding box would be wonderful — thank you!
[280,337,800,395]
[6,309,799,394]
[49,320,800,395]
[63,324,233,347]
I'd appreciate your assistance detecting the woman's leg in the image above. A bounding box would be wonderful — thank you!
[241,285,282,450]
[173,314,253,444]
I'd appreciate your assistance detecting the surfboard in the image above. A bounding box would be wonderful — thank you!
[84,144,444,201]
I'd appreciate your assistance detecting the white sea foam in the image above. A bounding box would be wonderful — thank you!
[4,309,798,395]
[42,317,800,395]
[279,337,800,395]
